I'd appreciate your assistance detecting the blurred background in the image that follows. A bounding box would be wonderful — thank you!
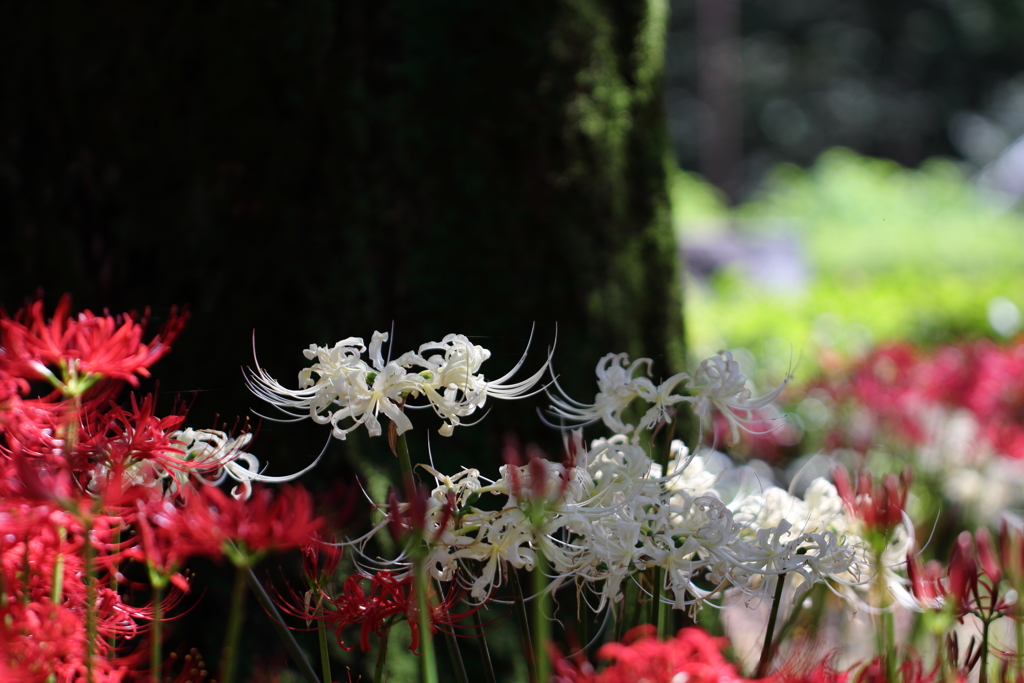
[3,0,1024,680]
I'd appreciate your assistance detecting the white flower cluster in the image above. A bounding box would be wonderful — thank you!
[367,436,865,615]
[549,350,791,444]
[248,332,548,440]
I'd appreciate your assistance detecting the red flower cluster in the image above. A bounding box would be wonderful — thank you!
[907,525,1017,620]
[0,295,185,389]
[553,626,751,683]
[833,466,912,540]
[814,339,1024,459]
[0,296,323,680]
[278,567,473,654]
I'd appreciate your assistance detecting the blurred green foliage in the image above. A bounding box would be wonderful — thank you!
[679,148,1024,379]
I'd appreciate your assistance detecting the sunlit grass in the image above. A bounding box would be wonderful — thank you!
[676,148,1024,382]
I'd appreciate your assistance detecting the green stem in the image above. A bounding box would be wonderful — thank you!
[374,623,392,683]
[151,583,164,682]
[649,567,663,633]
[84,519,97,683]
[874,554,896,683]
[110,525,120,656]
[220,563,249,683]
[755,572,787,679]
[318,614,331,683]
[414,558,439,683]
[397,432,414,483]
[51,552,65,604]
[533,550,550,683]
[980,616,991,683]
[437,580,469,683]
[243,566,322,683]
[472,610,497,683]
[510,568,537,682]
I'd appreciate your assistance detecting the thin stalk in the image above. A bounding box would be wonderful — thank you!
[658,590,671,636]
[437,581,469,683]
[318,615,332,683]
[413,558,439,683]
[243,566,321,683]
[51,552,65,603]
[980,616,992,683]
[510,568,538,682]
[700,590,724,636]
[110,525,121,656]
[472,610,498,683]
[649,567,664,633]
[533,550,551,683]
[374,623,392,683]
[84,519,97,683]
[772,581,821,646]
[873,553,896,683]
[220,564,249,683]
[755,572,787,679]
[397,432,414,483]
[150,583,164,682]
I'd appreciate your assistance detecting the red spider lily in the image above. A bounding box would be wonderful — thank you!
[276,569,476,653]
[553,626,752,683]
[76,394,200,499]
[301,540,342,588]
[851,655,950,683]
[0,295,186,390]
[160,484,323,564]
[124,498,206,591]
[908,529,1013,620]
[833,466,912,542]
[906,553,947,608]
[387,477,456,547]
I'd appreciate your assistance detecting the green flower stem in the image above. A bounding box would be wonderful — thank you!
[242,565,321,683]
[472,610,498,683]
[533,550,550,683]
[374,622,392,683]
[109,525,120,657]
[755,572,787,679]
[649,567,664,635]
[51,552,64,604]
[397,431,414,483]
[318,612,331,683]
[150,582,164,682]
[220,563,249,683]
[873,552,896,683]
[510,568,537,683]
[980,613,994,683]
[772,581,822,646]
[414,557,439,683]
[83,518,97,683]
[437,580,469,683]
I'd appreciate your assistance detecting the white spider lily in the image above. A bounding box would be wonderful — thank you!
[547,353,662,433]
[249,329,549,439]
[417,332,551,436]
[688,350,792,443]
[171,428,327,499]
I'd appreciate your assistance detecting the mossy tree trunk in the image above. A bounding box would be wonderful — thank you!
[0,0,685,672]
